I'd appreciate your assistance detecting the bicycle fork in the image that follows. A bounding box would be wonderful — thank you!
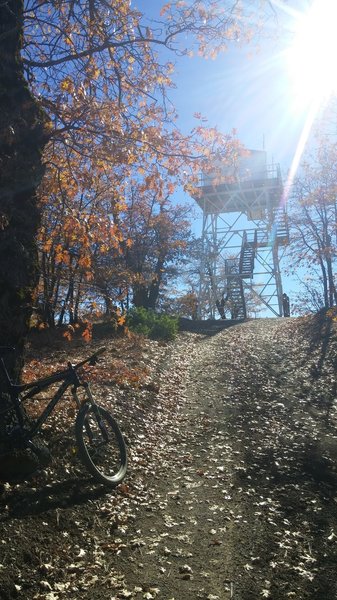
[72,383,110,445]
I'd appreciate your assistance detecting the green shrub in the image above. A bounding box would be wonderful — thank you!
[126,307,178,341]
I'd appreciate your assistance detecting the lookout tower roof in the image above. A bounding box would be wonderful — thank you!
[192,150,283,220]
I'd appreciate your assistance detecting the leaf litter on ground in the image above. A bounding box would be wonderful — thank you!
[1,315,337,598]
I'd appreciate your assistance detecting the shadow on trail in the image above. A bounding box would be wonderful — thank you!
[0,474,110,519]
[300,309,334,376]
[179,317,245,336]
[299,309,337,418]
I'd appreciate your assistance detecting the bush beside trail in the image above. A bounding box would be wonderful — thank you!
[126,307,179,341]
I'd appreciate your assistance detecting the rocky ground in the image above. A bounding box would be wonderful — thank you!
[1,313,337,599]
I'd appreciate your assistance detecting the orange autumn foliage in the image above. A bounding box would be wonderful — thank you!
[22,1,275,324]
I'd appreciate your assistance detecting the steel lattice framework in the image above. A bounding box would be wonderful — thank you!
[192,152,288,319]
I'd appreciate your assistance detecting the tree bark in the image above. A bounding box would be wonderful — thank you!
[148,258,164,309]
[133,285,151,309]
[0,0,48,378]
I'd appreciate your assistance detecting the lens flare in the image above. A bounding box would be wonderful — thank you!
[280,0,337,205]
[286,0,337,110]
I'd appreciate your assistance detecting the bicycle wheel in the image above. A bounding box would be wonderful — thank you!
[75,403,127,486]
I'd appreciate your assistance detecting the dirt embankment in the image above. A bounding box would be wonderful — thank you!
[1,314,337,599]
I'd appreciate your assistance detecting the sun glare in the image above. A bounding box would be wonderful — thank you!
[286,0,337,110]
[277,0,337,208]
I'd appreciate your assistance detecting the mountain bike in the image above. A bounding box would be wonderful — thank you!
[0,346,127,486]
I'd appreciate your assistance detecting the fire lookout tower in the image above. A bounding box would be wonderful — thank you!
[192,150,289,319]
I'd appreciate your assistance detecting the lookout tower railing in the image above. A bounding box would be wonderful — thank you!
[192,150,288,319]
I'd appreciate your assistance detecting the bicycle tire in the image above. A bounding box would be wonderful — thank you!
[75,403,127,486]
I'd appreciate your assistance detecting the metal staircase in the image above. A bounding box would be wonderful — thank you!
[206,209,288,320]
[273,207,289,245]
[239,231,256,278]
[225,259,246,319]
[193,152,287,318]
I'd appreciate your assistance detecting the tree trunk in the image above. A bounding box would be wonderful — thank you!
[0,0,48,378]
[319,257,329,309]
[133,285,150,309]
[326,256,337,307]
[73,274,83,323]
[148,259,164,310]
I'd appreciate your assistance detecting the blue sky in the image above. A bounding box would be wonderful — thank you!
[133,1,311,173]
[170,49,308,169]
[132,1,325,308]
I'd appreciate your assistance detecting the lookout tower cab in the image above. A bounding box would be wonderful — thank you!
[192,150,289,319]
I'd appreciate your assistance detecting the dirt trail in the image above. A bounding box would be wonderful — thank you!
[114,318,337,600]
[1,317,337,599]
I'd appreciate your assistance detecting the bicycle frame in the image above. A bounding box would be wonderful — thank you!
[0,347,105,442]
[0,345,128,487]
[23,376,82,439]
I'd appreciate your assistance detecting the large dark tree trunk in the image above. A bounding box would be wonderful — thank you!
[133,279,161,311]
[132,285,151,310]
[132,259,165,310]
[148,259,164,309]
[0,0,47,379]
